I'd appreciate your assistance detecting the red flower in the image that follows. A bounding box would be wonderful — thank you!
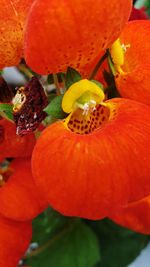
[0,215,32,267]
[110,196,150,234]
[32,80,150,219]
[0,0,34,69]
[24,0,132,74]
[0,119,36,159]
[0,158,47,221]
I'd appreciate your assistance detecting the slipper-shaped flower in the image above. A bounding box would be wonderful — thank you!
[32,79,150,219]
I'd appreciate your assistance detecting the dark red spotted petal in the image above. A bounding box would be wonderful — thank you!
[13,76,48,136]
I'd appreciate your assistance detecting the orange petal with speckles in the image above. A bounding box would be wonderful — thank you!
[24,0,132,74]
[0,0,34,69]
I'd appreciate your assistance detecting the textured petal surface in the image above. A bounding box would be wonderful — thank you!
[110,196,150,234]
[0,158,47,220]
[0,0,34,68]
[115,20,150,105]
[0,119,35,158]
[0,215,32,267]
[25,0,132,74]
[32,98,150,219]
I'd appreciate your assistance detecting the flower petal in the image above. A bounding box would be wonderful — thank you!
[110,196,150,234]
[115,20,150,105]
[0,0,34,68]
[25,0,132,74]
[0,215,32,267]
[0,158,48,220]
[0,119,36,158]
[32,98,150,219]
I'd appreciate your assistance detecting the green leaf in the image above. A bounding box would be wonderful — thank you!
[31,208,69,246]
[44,95,67,119]
[66,67,82,89]
[107,52,116,76]
[88,219,149,267]
[27,220,100,267]
[0,103,14,121]
[145,0,150,16]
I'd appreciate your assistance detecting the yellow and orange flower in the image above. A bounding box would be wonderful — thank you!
[32,80,150,219]
[109,20,150,106]
[24,0,132,74]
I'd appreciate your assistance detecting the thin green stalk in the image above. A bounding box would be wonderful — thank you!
[53,74,61,95]
[89,52,108,80]
[27,219,77,258]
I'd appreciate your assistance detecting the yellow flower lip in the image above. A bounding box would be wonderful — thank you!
[62,79,105,114]
[110,39,124,67]
[109,38,130,75]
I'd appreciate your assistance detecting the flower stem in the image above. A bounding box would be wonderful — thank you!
[18,64,34,79]
[53,74,60,95]
[89,52,107,80]
[27,219,77,258]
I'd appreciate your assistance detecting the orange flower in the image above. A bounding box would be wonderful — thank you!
[24,0,132,74]
[0,215,32,267]
[109,196,150,234]
[109,20,150,106]
[0,119,36,159]
[0,0,34,69]
[32,80,150,219]
[0,158,47,221]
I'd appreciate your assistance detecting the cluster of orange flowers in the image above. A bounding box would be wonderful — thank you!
[0,0,150,266]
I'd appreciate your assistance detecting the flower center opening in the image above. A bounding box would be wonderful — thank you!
[67,103,110,134]
[61,79,117,135]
